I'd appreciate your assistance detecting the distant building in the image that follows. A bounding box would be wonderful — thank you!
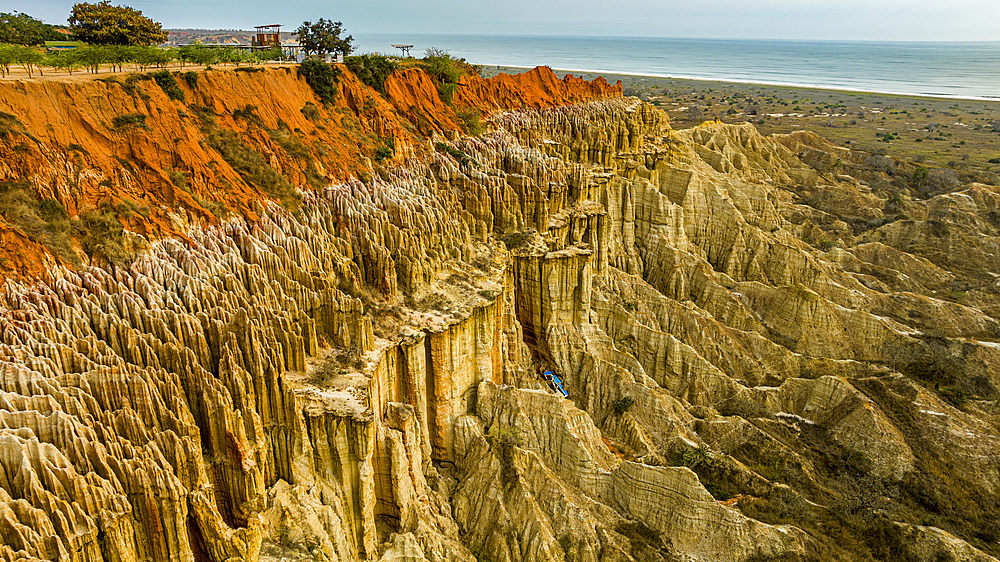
[252,25,281,49]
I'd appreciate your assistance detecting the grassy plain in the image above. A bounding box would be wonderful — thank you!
[483,65,1000,185]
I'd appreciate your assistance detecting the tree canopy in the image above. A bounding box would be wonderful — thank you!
[294,19,353,56]
[0,12,65,46]
[68,2,167,46]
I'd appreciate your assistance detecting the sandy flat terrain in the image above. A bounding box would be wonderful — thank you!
[484,65,1000,183]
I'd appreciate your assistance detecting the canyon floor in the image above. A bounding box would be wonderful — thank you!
[1,64,999,562]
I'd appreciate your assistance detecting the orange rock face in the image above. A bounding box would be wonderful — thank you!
[0,65,618,282]
[456,65,622,111]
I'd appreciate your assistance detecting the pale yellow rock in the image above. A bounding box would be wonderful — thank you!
[1,89,999,562]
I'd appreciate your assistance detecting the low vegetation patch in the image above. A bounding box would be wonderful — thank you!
[434,141,476,166]
[456,107,485,135]
[417,48,477,105]
[0,181,77,266]
[152,70,184,101]
[181,70,198,89]
[344,54,398,94]
[0,181,147,268]
[0,111,23,138]
[110,113,148,130]
[300,102,321,121]
[207,129,299,210]
[80,202,137,267]
[614,521,668,562]
[611,396,635,416]
[297,59,342,105]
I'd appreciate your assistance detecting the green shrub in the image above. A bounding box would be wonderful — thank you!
[268,125,310,160]
[297,59,342,105]
[181,70,198,89]
[434,141,475,166]
[232,104,263,127]
[120,72,153,97]
[344,54,398,94]
[456,107,485,135]
[939,385,967,407]
[189,105,216,127]
[152,70,184,101]
[421,48,465,104]
[80,203,134,267]
[0,181,78,266]
[611,396,635,416]
[678,446,713,469]
[300,102,321,121]
[437,82,457,105]
[111,113,148,130]
[207,129,298,210]
[374,145,392,161]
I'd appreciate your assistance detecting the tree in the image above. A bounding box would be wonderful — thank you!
[295,19,353,56]
[68,2,167,46]
[0,12,64,46]
[0,44,19,76]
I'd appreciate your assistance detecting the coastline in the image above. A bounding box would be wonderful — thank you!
[483,64,1000,102]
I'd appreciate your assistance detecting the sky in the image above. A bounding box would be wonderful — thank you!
[9,0,1000,42]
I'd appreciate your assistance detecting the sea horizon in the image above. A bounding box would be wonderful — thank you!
[354,33,1000,100]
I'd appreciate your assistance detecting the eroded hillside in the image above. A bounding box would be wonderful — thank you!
[0,64,999,562]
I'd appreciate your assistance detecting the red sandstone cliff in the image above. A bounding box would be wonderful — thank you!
[0,65,620,281]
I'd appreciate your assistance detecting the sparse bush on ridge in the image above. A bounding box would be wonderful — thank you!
[297,59,342,105]
[0,181,147,268]
[111,112,148,130]
[456,106,485,135]
[344,54,397,94]
[152,70,184,101]
[207,129,299,210]
[434,141,476,166]
[418,48,473,105]
[181,70,198,89]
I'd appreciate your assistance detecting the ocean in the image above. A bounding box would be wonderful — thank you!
[354,33,1000,100]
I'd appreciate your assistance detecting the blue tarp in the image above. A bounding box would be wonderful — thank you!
[541,370,568,397]
[550,373,568,397]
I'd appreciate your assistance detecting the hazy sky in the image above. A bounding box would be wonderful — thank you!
[10,0,1000,42]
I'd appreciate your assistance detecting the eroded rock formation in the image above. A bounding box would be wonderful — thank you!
[0,65,998,562]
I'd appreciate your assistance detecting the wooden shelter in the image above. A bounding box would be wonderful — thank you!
[392,44,414,57]
[253,25,281,48]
